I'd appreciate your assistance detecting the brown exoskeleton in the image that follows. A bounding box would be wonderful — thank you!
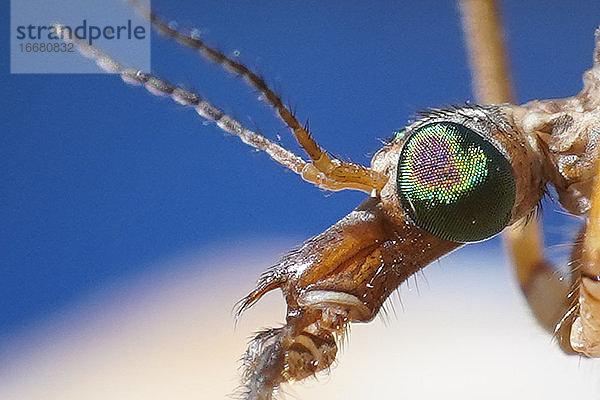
[59,1,600,399]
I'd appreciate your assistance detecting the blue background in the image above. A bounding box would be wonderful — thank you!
[2,1,599,343]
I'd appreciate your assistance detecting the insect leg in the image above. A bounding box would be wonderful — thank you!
[506,221,570,333]
[568,31,600,355]
[127,0,387,193]
[460,0,572,335]
[514,29,600,354]
[568,161,600,356]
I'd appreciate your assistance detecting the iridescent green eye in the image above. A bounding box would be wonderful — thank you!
[396,122,515,242]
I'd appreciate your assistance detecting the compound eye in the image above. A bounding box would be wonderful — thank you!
[396,122,515,242]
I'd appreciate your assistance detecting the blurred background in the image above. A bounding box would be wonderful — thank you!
[2,1,600,399]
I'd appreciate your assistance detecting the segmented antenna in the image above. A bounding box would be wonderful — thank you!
[57,1,389,194]
[55,24,308,176]
[126,1,388,193]
[128,0,325,161]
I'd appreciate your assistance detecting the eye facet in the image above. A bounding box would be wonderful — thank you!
[396,121,515,242]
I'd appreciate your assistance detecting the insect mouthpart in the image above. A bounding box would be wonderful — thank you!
[236,196,460,398]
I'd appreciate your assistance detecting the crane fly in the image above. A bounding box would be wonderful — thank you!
[58,1,600,399]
